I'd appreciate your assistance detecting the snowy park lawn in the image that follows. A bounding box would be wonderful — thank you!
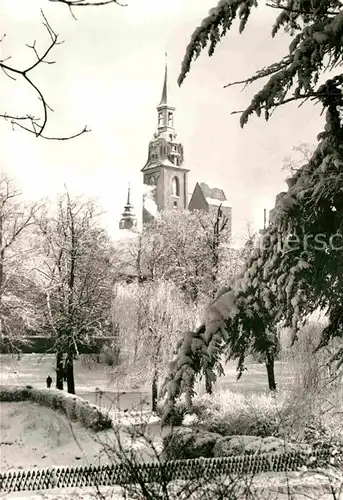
[0,401,165,471]
[0,354,294,411]
[0,354,151,412]
[0,401,115,470]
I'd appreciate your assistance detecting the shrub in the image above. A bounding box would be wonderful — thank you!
[170,391,283,438]
[99,342,121,367]
[169,385,343,449]
[0,385,32,401]
[162,428,222,460]
[0,385,112,431]
[213,435,311,457]
[162,430,313,460]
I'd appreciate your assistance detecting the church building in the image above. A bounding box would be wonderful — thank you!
[118,59,232,235]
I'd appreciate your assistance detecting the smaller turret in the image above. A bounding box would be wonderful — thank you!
[119,183,137,230]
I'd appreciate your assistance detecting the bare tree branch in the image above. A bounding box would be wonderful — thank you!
[49,0,127,21]
[50,0,127,6]
[0,10,90,140]
[1,0,127,139]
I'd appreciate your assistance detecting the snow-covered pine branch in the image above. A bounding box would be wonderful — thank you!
[161,101,343,423]
[179,0,343,127]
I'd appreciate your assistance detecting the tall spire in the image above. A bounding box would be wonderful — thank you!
[159,52,168,106]
[156,53,176,133]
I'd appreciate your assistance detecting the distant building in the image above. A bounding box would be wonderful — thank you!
[188,182,232,233]
[119,184,137,230]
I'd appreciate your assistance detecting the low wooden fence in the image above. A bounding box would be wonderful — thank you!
[0,448,338,492]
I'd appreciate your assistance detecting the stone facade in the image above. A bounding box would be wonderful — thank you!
[141,63,189,223]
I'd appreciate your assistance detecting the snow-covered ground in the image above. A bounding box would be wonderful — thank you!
[0,402,164,472]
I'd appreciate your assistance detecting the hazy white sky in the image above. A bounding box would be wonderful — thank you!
[1,0,324,243]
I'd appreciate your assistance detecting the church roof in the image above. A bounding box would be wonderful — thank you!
[198,182,231,208]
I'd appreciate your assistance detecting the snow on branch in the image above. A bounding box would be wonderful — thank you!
[161,104,343,421]
[178,0,258,86]
[179,0,343,128]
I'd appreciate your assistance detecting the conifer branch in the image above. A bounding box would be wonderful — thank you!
[266,1,340,16]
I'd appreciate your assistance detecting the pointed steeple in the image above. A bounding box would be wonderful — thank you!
[159,53,168,106]
[119,182,137,230]
[126,182,131,205]
[156,53,176,133]
[142,55,186,174]
[141,54,189,225]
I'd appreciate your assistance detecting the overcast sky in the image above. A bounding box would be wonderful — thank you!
[1,0,324,244]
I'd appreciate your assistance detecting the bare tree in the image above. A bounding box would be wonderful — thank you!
[0,175,43,345]
[36,189,114,392]
[0,1,126,139]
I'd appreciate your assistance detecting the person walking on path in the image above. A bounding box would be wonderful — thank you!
[46,375,52,388]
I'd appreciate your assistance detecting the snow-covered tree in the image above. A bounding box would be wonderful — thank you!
[36,190,114,392]
[138,208,236,303]
[0,175,43,348]
[179,0,343,126]
[112,279,201,410]
[161,0,343,422]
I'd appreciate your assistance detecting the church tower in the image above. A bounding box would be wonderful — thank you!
[141,58,189,224]
[119,183,137,230]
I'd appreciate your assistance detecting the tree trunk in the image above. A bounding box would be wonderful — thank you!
[265,353,277,391]
[152,369,158,413]
[205,373,213,394]
[65,352,75,394]
[56,351,64,390]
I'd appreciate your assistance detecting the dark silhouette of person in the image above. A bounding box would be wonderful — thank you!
[46,375,52,389]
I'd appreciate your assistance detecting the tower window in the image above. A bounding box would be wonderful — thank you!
[168,112,173,127]
[158,112,163,126]
[171,176,180,197]
[173,201,178,209]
